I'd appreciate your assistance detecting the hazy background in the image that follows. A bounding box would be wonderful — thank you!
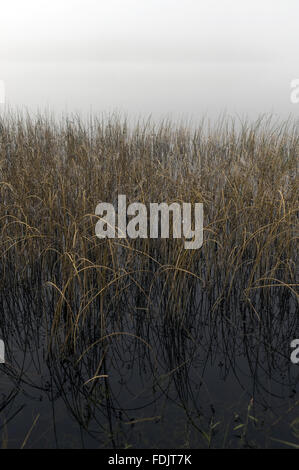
[0,0,299,120]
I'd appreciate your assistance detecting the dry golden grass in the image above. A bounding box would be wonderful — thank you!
[0,112,298,352]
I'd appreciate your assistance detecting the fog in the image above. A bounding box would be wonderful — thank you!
[0,0,299,120]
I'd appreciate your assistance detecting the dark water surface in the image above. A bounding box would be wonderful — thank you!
[0,274,298,449]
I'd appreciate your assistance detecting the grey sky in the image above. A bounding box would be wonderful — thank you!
[0,0,299,119]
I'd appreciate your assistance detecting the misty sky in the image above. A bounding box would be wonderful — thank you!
[0,0,299,120]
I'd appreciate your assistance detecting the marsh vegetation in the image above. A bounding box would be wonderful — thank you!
[0,113,298,448]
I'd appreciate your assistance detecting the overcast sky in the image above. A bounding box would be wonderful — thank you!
[0,0,299,120]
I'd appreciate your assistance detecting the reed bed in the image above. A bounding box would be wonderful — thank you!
[0,112,298,448]
[0,113,298,341]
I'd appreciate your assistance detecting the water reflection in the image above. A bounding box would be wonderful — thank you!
[0,267,298,449]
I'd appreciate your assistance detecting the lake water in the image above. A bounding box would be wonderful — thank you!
[0,273,298,449]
